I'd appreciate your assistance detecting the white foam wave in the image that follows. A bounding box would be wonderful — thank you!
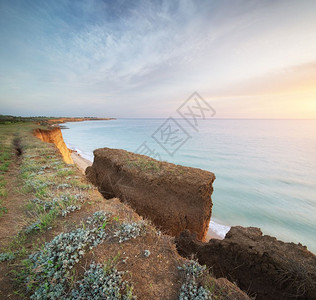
[73,147,93,162]
[65,141,93,162]
[209,220,231,239]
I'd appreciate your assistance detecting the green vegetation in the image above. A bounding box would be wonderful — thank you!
[0,122,91,249]
[0,251,15,262]
[71,260,135,299]
[0,114,53,125]
[25,211,111,298]
[0,123,142,298]
[0,127,13,216]
[13,210,143,299]
[0,199,8,217]
[125,156,161,172]
[18,141,94,234]
[178,260,213,300]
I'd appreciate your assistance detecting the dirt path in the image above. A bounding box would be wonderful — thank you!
[0,157,26,249]
[0,156,26,299]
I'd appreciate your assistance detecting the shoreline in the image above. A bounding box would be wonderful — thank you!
[70,151,92,173]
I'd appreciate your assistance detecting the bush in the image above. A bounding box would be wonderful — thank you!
[178,261,212,300]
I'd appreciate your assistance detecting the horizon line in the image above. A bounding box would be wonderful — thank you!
[1,114,315,121]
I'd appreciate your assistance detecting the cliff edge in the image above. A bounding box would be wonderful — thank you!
[34,127,73,164]
[86,147,215,241]
[176,227,316,300]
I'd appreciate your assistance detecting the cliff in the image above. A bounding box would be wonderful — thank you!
[86,147,215,241]
[176,227,316,300]
[0,122,249,300]
[29,124,315,299]
[34,127,73,164]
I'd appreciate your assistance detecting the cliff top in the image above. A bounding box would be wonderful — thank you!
[0,122,247,300]
[93,147,216,182]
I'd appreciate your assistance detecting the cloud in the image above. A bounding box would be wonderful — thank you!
[0,0,316,118]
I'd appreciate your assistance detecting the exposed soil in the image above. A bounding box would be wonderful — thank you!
[13,137,22,157]
[0,148,25,248]
[175,228,316,300]
[34,127,73,164]
[86,147,215,241]
[0,143,27,299]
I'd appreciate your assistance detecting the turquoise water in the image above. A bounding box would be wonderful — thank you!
[61,119,316,253]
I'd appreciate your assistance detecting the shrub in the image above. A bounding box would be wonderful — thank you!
[70,262,135,299]
[26,211,110,299]
[0,251,15,262]
[114,221,146,243]
[178,261,212,300]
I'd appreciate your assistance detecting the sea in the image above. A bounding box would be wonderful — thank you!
[61,119,316,253]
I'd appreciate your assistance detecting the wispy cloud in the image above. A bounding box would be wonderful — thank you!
[0,0,316,118]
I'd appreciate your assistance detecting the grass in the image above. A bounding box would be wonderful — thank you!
[0,134,11,216]
[126,156,161,172]
[37,209,58,231]
[0,152,11,162]
[0,198,8,217]
[0,162,10,172]
[68,179,93,190]
[0,178,7,187]
[6,232,28,255]
[16,140,93,234]
[0,122,91,272]
[0,187,8,198]
[0,122,92,244]
[57,168,75,177]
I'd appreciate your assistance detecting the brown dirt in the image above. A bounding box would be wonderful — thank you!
[86,147,215,241]
[175,228,316,300]
[0,156,26,248]
[0,152,27,299]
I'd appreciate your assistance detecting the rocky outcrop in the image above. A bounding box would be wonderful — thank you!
[86,148,215,240]
[34,128,73,164]
[175,227,316,300]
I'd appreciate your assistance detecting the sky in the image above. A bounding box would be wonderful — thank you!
[0,0,316,118]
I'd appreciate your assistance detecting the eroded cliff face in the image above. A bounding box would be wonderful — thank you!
[176,227,316,300]
[34,128,73,164]
[86,148,215,241]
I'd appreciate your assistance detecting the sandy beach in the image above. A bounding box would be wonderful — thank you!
[206,228,223,241]
[71,151,92,173]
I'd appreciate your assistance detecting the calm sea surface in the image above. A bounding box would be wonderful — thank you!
[61,119,316,253]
